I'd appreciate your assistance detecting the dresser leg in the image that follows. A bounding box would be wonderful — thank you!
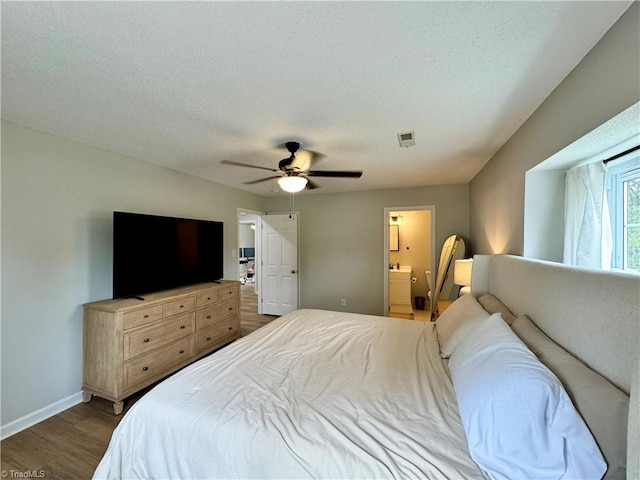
[113,401,124,415]
[82,391,92,403]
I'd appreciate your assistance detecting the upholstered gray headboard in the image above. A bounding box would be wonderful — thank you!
[471,254,639,476]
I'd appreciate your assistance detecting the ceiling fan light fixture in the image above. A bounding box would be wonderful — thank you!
[278,176,308,193]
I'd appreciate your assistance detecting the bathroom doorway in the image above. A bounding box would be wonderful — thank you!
[383,206,435,319]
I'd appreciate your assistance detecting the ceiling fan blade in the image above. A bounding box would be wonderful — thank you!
[306,170,363,178]
[221,160,277,172]
[305,178,320,190]
[289,150,313,171]
[243,176,281,185]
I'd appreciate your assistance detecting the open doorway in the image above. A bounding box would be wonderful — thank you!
[237,209,300,317]
[383,206,435,320]
[238,208,262,293]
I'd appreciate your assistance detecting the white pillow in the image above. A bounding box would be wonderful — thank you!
[449,314,607,480]
[435,294,488,358]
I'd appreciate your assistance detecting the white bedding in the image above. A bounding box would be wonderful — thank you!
[94,309,486,479]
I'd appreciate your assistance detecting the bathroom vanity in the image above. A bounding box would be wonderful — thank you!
[389,267,413,319]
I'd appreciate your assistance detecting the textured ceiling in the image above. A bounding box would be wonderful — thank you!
[1,1,633,196]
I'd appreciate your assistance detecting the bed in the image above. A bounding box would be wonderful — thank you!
[94,255,639,479]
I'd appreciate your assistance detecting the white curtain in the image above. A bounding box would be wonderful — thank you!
[564,162,612,269]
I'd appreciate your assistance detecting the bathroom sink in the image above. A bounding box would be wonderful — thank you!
[390,266,412,274]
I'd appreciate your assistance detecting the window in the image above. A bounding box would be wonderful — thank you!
[607,149,640,272]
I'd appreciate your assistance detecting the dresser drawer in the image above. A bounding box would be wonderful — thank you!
[219,285,239,300]
[123,304,164,330]
[196,305,218,330]
[124,337,194,390]
[197,317,238,351]
[164,296,196,317]
[124,312,195,360]
[196,298,238,330]
[196,289,220,307]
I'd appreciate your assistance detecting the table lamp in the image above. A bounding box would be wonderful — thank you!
[454,258,473,296]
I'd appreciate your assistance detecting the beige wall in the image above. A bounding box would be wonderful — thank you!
[264,184,469,315]
[239,223,256,248]
[1,121,263,430]
[470,3,640,255]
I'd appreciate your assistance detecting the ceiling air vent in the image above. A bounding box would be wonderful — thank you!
[397,131,415,148]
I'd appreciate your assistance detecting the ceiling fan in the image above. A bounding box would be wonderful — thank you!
[221,141,363,192]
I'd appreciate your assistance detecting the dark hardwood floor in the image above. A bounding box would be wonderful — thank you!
[0,284,277,479]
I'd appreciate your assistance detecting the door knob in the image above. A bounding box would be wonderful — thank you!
[291,269,297,274]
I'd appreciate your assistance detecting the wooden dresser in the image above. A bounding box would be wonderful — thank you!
[82,281,240,414]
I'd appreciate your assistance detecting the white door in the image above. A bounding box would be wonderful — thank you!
[259,213,299,316]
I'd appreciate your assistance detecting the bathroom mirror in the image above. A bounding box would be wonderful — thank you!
[431,234,466,319]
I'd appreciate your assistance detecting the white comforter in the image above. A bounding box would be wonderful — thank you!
[94,309,485,479]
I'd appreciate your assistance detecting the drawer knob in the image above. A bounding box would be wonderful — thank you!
[228,290,232,294]
[179,349,185,354]
[206,315,211,319]
[228,326,232,330]
[180,325,186,329]
[206,336,211,341]
[179,305,184,308]
[228,307,232,311]
[142,366,149,371]
[143,338,150,343]
[143,314,149,318]
[207,297,211,300]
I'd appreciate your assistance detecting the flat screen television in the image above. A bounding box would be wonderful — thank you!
[113,211,224,299]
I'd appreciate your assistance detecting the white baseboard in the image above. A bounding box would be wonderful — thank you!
[1,391,84,440]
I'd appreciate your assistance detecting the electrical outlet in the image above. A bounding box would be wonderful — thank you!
[341,298,347,307]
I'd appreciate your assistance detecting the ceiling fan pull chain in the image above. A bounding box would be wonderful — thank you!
[289,191,294,218]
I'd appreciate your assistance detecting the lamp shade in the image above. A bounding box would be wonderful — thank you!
[454,258,473,286]
[278,176,307,193]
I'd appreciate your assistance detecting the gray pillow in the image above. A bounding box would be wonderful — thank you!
[511,314,629,480]
[477,293,516,325]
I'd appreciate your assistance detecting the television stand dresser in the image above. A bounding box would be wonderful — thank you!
[82,281,240,414]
